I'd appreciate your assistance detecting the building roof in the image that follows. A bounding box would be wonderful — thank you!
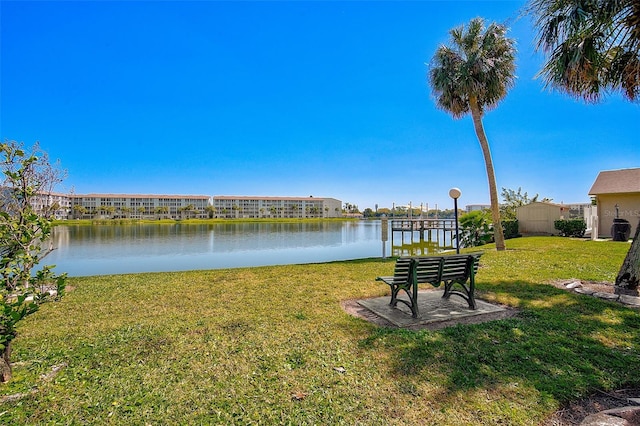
[75,193,210,199]
[588,168,640,195]
[517,201,568,210]
[213,195,330,201]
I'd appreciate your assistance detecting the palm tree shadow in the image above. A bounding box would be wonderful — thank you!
[359,279,640,402]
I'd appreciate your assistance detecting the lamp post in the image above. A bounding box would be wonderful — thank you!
[449,188,462,254]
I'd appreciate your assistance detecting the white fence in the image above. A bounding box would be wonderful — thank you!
[583,205,599,240]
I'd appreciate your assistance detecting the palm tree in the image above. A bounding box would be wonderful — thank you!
[155,206,169,220]
[528,0,640,102]
[72,204,87,219]
[179,204,195,219]
[98,206,109,219]
[429,17,516,251]
[528,0,640,295]
[120,206,132,219]
[529,1,640,293]
[105,206,116,219]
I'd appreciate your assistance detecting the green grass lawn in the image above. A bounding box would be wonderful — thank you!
[1,237,638,425]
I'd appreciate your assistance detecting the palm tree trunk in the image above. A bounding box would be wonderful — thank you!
[469,96,506,251]
[615,218,640,295]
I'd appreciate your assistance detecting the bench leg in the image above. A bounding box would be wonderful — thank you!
[389,284,400,307]
[391,290,418,317]
[388,285,419,317]
[443,280,477,310]
[411,276,419,317]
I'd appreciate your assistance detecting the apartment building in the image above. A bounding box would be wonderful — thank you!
[70,194,211,219]
[212,196,342,219]
[1,189,71,220]
[18,192,343,220]
[465,204,491,213]
[36,192,72,220]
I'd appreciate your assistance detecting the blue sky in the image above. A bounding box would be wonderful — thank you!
[2,1,638,211]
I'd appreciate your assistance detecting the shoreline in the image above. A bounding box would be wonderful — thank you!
[54,217,362,226]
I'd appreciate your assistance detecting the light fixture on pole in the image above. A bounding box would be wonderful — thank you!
[449,188,462,254]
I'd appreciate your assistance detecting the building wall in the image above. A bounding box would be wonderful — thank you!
[516,202,569,235]
[70,194,211,219]
[465,204,490,213]
[212,196,342,219]
[32,192,71,220]
[28,192,343,220]
[322,198,342,218]
[595,193,640,238]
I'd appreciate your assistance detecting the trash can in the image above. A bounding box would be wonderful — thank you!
[611,218,631,241]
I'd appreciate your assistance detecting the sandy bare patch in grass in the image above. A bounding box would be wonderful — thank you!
[548,279,617,294]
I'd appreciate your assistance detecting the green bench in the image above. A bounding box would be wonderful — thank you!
[376,253,483,318]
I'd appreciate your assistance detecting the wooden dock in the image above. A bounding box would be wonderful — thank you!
[390,219,458,248]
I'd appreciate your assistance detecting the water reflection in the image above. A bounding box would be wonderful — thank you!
[391,240,443,257]
[390,229,453,257]
[47,221,451,277]
[48,221,383,276]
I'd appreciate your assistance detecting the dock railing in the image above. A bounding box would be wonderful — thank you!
[390,219,459,253]
[390,219,457,233]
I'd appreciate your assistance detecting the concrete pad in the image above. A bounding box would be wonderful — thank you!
[357,290,508,328]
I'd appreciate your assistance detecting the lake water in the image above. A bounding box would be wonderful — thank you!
[48,221,452,277]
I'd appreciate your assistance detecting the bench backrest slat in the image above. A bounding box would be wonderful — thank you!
[440,256,471,281]
[393,257,413,280]
[413,257,442,284]
[412,253,482,286]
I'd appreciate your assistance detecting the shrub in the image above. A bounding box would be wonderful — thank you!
[502,219,520,239]
[554,219,587,237]
[0,141,67,382]
[458,210,494,247]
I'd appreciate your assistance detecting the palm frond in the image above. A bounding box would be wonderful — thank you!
[427,17,517,118]
[529,0,640,101]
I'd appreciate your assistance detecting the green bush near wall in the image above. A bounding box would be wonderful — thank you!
[554,219,587,237]
[502,219,520,239]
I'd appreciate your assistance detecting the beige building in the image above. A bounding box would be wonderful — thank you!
[212,196,342,219]
[589,168,640,238]
[32,192,72,220]
[28,192,344,221]
[70,194,211,219]
[516,201,576,235]
[465,204,491,213]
